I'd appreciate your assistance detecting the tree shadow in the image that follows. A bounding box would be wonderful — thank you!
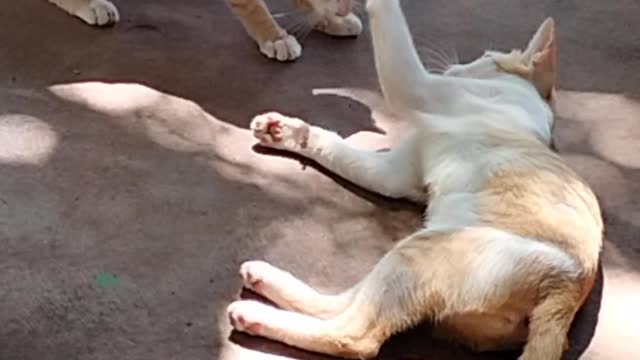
[4,1,639,359]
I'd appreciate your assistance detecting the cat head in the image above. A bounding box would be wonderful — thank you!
[308,0,353,17]
[444,18,557,101]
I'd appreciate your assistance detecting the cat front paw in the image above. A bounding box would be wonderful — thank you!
[75,0,120,26]
[250,112,310,151]
[315,13,363,37]
[259,34,302,62]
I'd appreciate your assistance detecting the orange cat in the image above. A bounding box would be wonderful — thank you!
[47,0,361,61]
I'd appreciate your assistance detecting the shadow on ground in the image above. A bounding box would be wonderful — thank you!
[1,0,639,360]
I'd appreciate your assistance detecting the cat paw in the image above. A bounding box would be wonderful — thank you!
[75,0,120,26]
[240,260,288,295]
[250,112,310,150]
[227,300,269,335]
[240,261,268,292]
[315,13,363,37]
[259,35,302,62]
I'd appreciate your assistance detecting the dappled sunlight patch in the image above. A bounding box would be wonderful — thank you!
[48,82,240,153]
[48,82,162,117]
[587,265,640,358]
[555,90,640,169]
[0,114,58,165]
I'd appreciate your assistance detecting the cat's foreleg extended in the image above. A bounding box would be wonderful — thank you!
[250,112,426,202]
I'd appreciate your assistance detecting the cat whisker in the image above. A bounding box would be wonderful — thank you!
[284,15,312,38]
[296,24,314,42]
[444,43,460,65]
[272,11,293,19]
[420,46,452,69]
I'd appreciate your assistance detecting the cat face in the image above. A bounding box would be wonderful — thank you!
[444,18,557,100]
[309,0,353,17]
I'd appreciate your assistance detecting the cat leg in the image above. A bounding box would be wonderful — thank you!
[290,0,362,37]
[228,0,302,61]
[239,260,359,319]
[250,112,426,201]
[518,284,584,360]
[48,0,119,26]
[228,243,429,359]
[367,0,447,113]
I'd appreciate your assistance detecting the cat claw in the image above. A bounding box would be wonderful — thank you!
[259,35,302,61]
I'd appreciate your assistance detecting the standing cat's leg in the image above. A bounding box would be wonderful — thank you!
[48,0,119,26]
[228,0,302,61]
[291,0,362,37]
[239,260,360,319]
[313,13,363,37]
[250,112,426,201]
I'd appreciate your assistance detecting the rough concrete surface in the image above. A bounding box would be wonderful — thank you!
[1,1,639,360]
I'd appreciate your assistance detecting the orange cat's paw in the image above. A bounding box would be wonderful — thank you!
[250,112,310,150]
[259,35,302,62]
[315,13,363,37]
[227,300,268,335]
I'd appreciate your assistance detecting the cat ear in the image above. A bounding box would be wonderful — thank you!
[524,18,557,99]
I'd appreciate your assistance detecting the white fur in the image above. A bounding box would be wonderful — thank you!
[459,228,577,307]
[48,0,119,26]
[233,1,594,359]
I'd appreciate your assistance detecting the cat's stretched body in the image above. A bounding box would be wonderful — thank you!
[227,0,602,359]
[46,0,361,62]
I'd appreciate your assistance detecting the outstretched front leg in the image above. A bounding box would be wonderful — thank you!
[250,112,426,202]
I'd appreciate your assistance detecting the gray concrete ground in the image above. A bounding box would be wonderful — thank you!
[1,1,639,359]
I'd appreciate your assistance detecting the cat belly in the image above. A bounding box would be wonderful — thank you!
[435,310,530,351]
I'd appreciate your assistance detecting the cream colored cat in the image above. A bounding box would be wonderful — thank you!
[227,0,603,359]
[47,0,361,62]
